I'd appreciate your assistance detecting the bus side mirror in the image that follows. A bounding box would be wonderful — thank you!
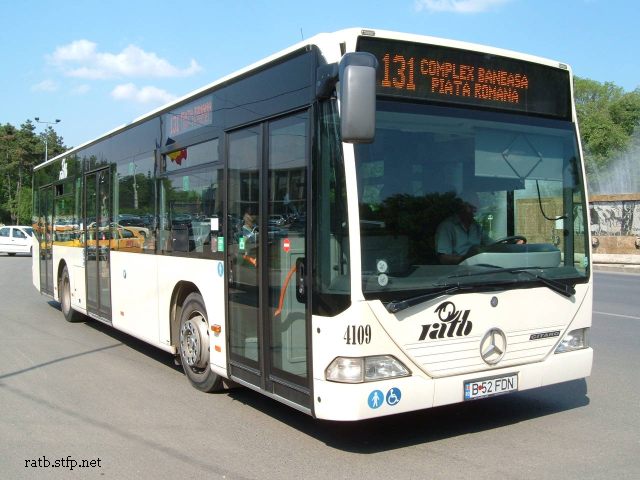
[339,52,378,144]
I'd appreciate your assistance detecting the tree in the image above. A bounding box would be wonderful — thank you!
[37,126,67,162]
[573,77,640,184]
[0,120,68,225]
[17,186,32,225]
[0,123,21,224]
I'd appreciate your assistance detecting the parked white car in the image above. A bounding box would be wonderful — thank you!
[0,225,34,255]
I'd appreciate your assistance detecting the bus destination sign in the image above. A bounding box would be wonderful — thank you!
[165,95,214,139]
[357,37,571,119]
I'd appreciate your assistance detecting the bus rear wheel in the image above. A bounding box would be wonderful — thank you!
[179,293,222,392]
[60,266,83,322]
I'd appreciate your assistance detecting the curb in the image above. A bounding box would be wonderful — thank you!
[593,264,640,274]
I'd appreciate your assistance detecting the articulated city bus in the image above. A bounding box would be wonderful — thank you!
[32,29,592,420]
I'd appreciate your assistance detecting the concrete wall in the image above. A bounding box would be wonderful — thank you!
[515,194,640,265]
[516,197,587,256]
[589,194,640,257]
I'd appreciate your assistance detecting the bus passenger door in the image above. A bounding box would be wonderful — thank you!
[265,113,310,408]
[227,112,311,409]
[85,169,112,322]
[227,127,262,385]
[38,185,54,296]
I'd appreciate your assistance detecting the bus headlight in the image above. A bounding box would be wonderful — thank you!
[325,356,410,383]
[555,328,589,353]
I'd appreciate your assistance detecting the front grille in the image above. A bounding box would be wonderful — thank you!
[404,324,565,378]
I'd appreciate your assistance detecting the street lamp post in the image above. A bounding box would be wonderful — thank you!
[34,117,61,161]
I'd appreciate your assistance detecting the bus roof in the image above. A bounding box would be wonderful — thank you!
[35,28,571,171]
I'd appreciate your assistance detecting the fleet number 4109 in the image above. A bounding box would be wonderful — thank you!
[344,325,372,345]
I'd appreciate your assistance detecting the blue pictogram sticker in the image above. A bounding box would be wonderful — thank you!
[217,262,224,277]
[465,384,471,400]
[386,388,402,406]
[368,390,384,409]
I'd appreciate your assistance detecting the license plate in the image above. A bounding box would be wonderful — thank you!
[464,374,518,400]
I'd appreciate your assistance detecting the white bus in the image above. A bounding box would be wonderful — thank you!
[32,28,592,421]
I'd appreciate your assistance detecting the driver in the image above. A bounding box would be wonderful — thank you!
[435,190,522,265]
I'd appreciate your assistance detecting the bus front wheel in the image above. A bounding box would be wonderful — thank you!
[179,293,223,392]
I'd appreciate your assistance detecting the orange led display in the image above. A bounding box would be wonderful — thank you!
[382,54,416,91]
[382,53,529,105]
[165,95,214,139]
[359,37,570,119]
[169,100,212,136]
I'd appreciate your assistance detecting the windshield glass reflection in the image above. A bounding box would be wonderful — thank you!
[354,102,589,301]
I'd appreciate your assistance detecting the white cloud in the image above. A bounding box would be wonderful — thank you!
[48,40,203,79]
[111,83,177,104]
[31,79,59,92]
[415,0,514,14]
[70,84,91,95]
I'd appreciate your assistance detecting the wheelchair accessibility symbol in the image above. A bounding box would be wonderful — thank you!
[386,388,401,406]
[368,388,402,409]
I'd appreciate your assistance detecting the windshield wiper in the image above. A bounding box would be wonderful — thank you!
[448,266,575,298]
[385,284,477,314]
[385,266,576,314]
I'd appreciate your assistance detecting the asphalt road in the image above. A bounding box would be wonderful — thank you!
[1,254,638,479]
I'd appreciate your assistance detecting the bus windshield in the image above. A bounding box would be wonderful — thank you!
[354,101,589,301]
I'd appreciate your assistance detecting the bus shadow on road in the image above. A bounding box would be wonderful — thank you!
[43,299,590,453]
[46,300,183,374]
[227,379,590,453]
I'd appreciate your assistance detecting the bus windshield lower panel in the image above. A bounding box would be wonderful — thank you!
[354,101,589,302]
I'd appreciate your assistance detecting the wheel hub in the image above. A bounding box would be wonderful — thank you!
[180,313,209,369]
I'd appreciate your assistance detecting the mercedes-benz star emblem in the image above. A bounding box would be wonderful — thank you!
[480,328,508,365]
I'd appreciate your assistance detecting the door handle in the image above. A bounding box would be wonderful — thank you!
[227,255,234,285]
[295,257,306,303]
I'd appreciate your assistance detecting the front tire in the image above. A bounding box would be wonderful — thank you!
[60,266,83,322]
[179,293,222,392]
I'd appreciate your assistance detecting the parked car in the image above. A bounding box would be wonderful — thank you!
[251,226,287,242]
[119,216,145,227]
[268,214,287,226]
[86,225,145,260]
[0,225,34,256]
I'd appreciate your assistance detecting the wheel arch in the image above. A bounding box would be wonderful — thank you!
[56,258,69,300]
[169,281,202,349]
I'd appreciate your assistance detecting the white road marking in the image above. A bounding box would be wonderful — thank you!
[593,311,640,320]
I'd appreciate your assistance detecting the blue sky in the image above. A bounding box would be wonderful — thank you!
[2,0,637,149]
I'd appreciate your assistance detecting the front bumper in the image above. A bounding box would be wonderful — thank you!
[312,347,592,421]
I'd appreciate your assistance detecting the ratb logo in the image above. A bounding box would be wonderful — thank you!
[418,301,473,340]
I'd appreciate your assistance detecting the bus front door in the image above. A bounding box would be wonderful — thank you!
[227,112,311,410]
[38,185,54,296]
[85,169,112,322]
